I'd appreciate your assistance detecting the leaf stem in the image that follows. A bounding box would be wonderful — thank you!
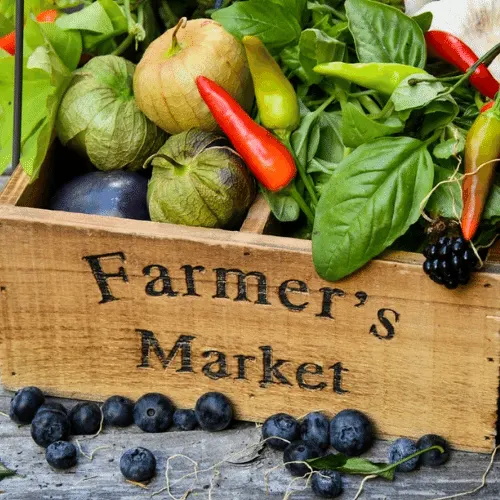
[279,130,319,207]
[376,445,445,476]
[158,0,179,29]
[111,34,134,56]
[288,183,315,224]
[357,95,381,114]
[369,100,394,121]
[308,3,347,21]
[424,129,444,147]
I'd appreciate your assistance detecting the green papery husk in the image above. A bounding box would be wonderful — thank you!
[55,55,166,171]
[147,129,256,229]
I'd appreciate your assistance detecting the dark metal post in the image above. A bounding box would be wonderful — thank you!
[12,0,24,170]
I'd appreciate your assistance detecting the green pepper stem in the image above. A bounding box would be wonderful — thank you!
[288,182,315,224]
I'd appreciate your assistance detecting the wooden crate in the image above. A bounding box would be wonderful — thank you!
[0,155,499,453]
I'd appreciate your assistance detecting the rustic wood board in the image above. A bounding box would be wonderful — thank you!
[0,203,499,452]
[1,385,500,499]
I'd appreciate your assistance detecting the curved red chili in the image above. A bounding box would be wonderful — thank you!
[425,31,499,99]
[461,98,500,241]
[196,76,296,192]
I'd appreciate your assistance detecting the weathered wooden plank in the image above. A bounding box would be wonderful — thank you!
[0,385,499,499]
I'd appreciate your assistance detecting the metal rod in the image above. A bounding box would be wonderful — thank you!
[12,0,24,170]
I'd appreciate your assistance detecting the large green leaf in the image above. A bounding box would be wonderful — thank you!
[312,136,434,281]
[212,0,301,51]
[345,0,426,67]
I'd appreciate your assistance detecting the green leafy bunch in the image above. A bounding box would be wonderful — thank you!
[211,0,499,281]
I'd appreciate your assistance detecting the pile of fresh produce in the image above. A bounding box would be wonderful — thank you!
[7,386,450,498]
[0,0,498,287]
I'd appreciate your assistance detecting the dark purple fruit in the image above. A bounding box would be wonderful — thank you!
[49,171,149,220]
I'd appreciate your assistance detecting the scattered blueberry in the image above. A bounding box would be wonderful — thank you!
[311,470,344,498]
[31,411,70,448]
[69,402,102,435]
[388,438,419,472]
[103,396,134,428]
[37,402,68,416]
[330,409,373,456]
[46,441,77,470]
[417,434,450,467]
[195,392,233,432]
[120,447,156,482]
[9,387,45,424]
[300,412,330,450]
[283,440,320,477]
[173,409,198,431]
[133,393,175,433]
[262,413,300,451]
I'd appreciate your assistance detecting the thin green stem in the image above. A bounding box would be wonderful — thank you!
[369,100,394,121]
[347,90,380,98]
[424,129,443,147]
[358,95,381,114]
[376,446,445,476]
[280,130,319,207]
[288,183,315,224]
[111,34,134,56]
[158,0,179,28]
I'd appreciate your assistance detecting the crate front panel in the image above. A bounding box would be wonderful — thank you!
[0,207,499,452]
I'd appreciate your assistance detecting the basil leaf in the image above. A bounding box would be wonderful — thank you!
[271,0,307,25]
[427,166,500,221]
[308,454,395,480]
[391,74,444,112]
[316,112,344,163]
[260,186,301,222]
[299,29,346,85]
[421,98,459,137]
[39,23,82,71]
[0,459,16,481]
[341,102,404,147]
[345,0,426,68]
[312,136,434,281]
[412,11,433,33]
[81,0,128,52]
[433,137,465,160]
[212,0,301,51]
[56,1,115,33]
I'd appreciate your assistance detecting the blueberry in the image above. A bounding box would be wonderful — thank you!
[262,413,300,451]
[133,393,174,433]
[37,402,67,416]
[283,440,320,477]
[69,402,102,435]
[10,387,45,424]
[416,434,450,467]
[120,447,156,482]
[173,409,198,431]
[103,396,134,428]
[388,438,419,472]
[46,441,77,470]
[300,412,329,450]
[311,470,344,498]
[31,411,70,448]
[330,409,373,456]
[195,392,233,432]
[423,260,432,275]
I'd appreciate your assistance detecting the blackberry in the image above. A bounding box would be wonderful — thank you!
[422,236,478,288]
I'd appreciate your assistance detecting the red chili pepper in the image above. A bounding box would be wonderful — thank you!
[481,101,494,113]
[0,10,59,55]
[425,31,499,100]
[461,98,500,241]
[196,76,296,192]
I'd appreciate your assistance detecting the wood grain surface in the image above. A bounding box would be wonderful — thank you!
[1,385,500,500]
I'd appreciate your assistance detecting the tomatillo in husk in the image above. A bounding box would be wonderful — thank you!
[146,129,256,229]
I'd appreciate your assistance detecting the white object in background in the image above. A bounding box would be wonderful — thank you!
[415,0,500,80]
[404,0,436,16]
